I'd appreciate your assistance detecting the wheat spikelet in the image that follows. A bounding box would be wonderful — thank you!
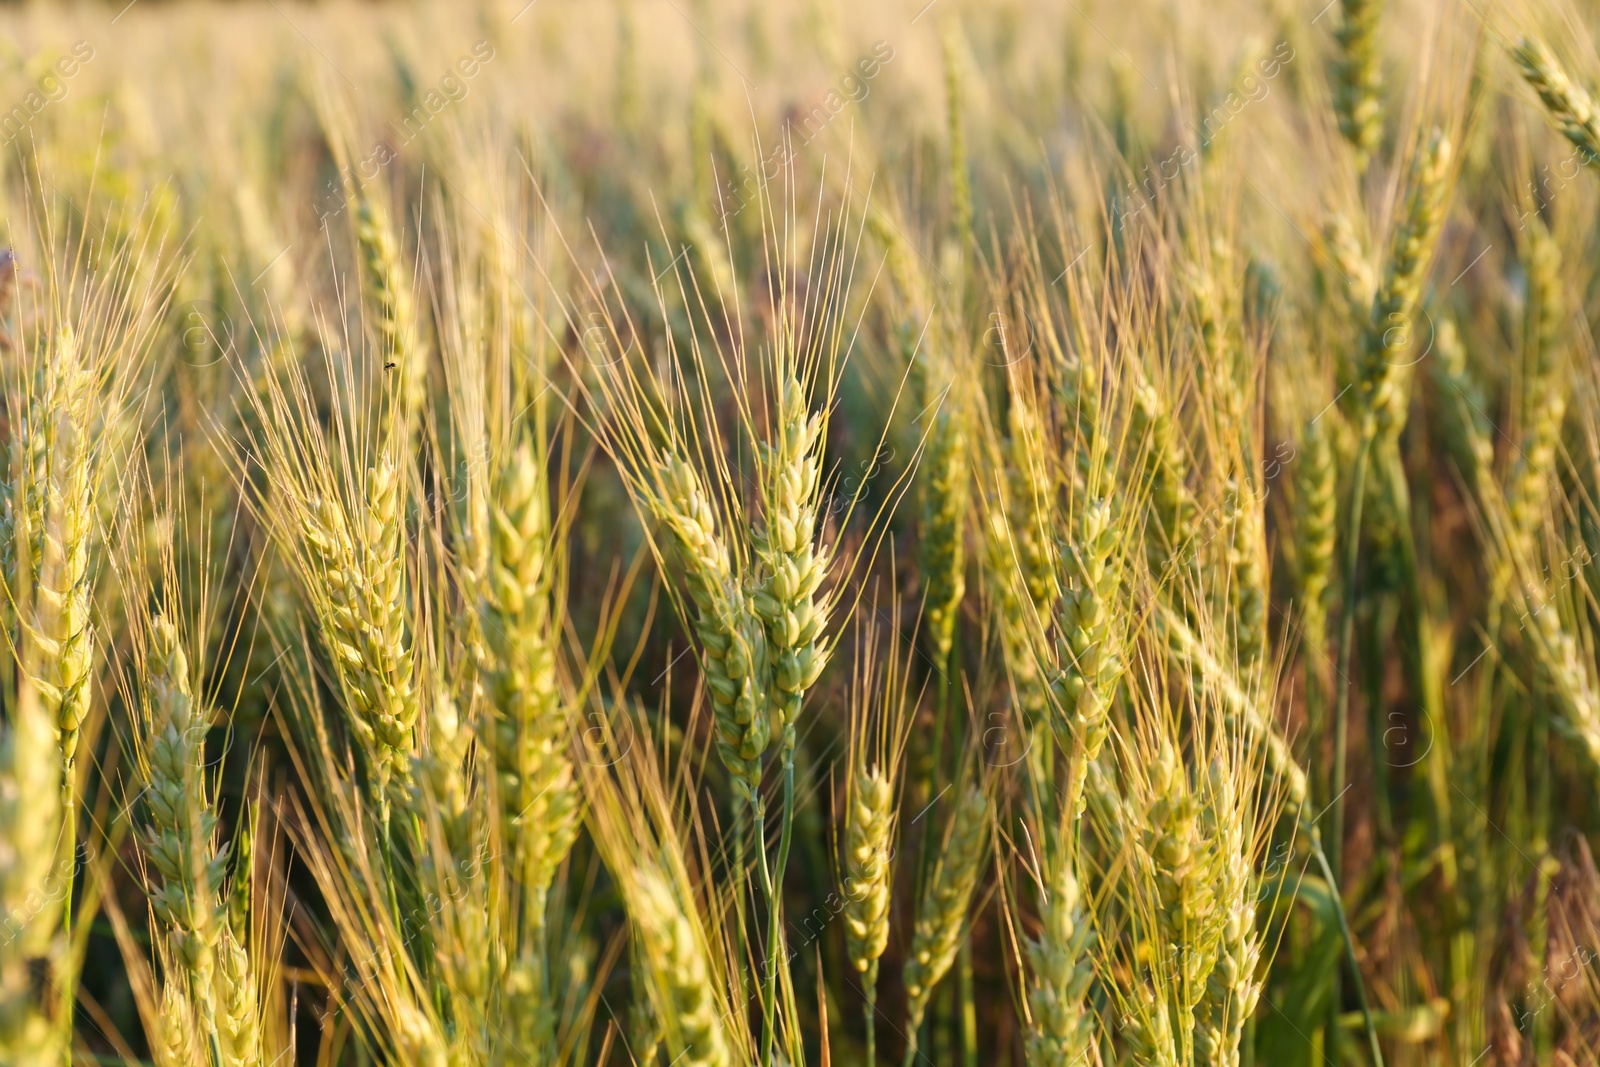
[631,867,730,1067]
[752,376,830,751]
[903,784,990,1032]
[1513,37,1600,165]
[1334,0,1383,166]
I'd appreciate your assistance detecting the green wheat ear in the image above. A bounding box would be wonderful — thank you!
[1513,37,1600,165]
[920,393,970,666]
[0,681,65,1064]
[631,867,732,1067]
[1025,840,1096,1067]
[903,784,990,1037]
[1292,415,1337,664]
[1334,0,1384,167]
[843,767,894,974]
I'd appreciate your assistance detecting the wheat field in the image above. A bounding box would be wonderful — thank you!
[0,0,1598,1065]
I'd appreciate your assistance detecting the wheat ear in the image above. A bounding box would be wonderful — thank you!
[483,439,577,901]
[1024,832,1096,1067]
[903,784,991,1048]
[0,679,65,1065]
[1513,37,1600,165]
[752,376,830,750]
[1052,498,1127,816]
[1357,131,1452,421]
[1292,416,1338,667]
[299,455,418,804]
[920,393,970,666]
[1334,0,1384,167]
[1193,763,1264,1067]
[652,453,771,803]
[7,327,97,772]
[1506,220,1567,550]
[143,616,228,1046]
[355,195,427,425]
[631,867,731,1067]
[481,439,577,1052]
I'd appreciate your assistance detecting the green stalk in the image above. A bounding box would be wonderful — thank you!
[1325,412,1383,1067]
[1308,826,1384,1067]
[959,940,976,1067]
[864,959,879,1067]
[759,748,798,1066]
